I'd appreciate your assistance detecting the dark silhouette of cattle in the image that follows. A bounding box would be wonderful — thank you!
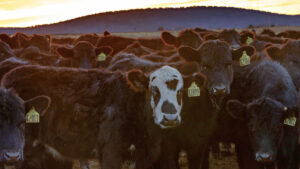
[0,40,15,62]
[204,29,241,49]
[18,34,51,52]
[96,35,135,56]
[265,40,300,90]
[0,88,50,169]
[56,41,113,68]
[161,29,203,49]
[223,59,298,169]
[73,34,100,46]
[260,28,276,37]
[2,65,203,169]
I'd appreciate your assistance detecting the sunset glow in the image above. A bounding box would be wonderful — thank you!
[0,0,300,27]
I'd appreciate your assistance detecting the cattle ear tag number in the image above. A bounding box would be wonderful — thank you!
[188,82,200,97]
[246,37,253,45]
[240,51,251,66]
[97,52,106,61]
[283,113,296,127]
[26,107,40,123]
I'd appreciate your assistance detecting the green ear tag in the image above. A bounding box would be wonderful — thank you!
[240,51,251,66]
[284,114,297,127]
[97,52,106,61]
[188,82,200,97]
[26,107,40,123]
[246,37,253,45]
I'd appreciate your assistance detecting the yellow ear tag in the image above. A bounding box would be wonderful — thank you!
[283,113,297,127]
[97,52,106,61]
[246,37,253,45]
[26,107,40,123]
[188,82,200,97]
[240,51,251,66]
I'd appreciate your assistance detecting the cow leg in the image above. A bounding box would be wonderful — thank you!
[147,137,179,169]
[79,160,90,169]
[186,143,208,169]
[100,141,122,169]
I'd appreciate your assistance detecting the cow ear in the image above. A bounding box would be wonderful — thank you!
[24,95,51,117]
[232,45,256,62]
[45,35,51,42]
[126,69,149,92]
[95,46,113,56]
[183,72,206,89]
[161,31,178,47]
[178,46,200,62]
[265,46,284,62]
[240,31,255,44]
[203,33,219,41]
[56,46,74,58]
[226,100,247,120]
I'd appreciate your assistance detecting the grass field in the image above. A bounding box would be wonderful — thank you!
[52,26,300,39]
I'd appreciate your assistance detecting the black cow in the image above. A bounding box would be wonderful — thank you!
[2,65,204,169]
[0,88,50,169]
[56,41,113,68]
[153,41,254,169]
[161,29,203,49]
[224,59,298,169]
[265,40,300,90]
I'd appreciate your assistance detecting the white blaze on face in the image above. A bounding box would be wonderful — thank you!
[149,66,183,129]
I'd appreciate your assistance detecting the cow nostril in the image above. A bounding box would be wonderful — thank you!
[212,87,227,96]
[256,153,272,162]
[4,151,21,162]
[161,101,177,114]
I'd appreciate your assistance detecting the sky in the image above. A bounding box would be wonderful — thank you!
[0,0,300,27]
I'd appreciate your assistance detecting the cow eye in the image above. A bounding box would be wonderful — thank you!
[152,87,160,105]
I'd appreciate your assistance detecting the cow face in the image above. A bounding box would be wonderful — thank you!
[0,89,25,167]
[266,41,300,90]
[149,66,185,128]
[179,40,234,102]
[161,29,203,49]
[227,97,298,163]
[57,42,112,69]
[127,66,183,128]
[127,66,206,129]
[219,29,241,49]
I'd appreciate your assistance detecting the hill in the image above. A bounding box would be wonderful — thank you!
[1,6,300,34]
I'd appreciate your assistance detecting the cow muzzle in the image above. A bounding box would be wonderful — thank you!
[211,85,229,97]
[0,150,23,163]
[160,114,180,128]
[255,152,274,163]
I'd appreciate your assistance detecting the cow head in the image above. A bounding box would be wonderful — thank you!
[57,42,113,69]
[0,88,25,168]
[0,88,51,169]
[265,40,300,90]
[227,97,298,163]
[127,66,206,129]
[161,29,203,49]
[179,40,237,104]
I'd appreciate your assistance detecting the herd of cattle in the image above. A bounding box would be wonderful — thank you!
[0,27,299,169]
